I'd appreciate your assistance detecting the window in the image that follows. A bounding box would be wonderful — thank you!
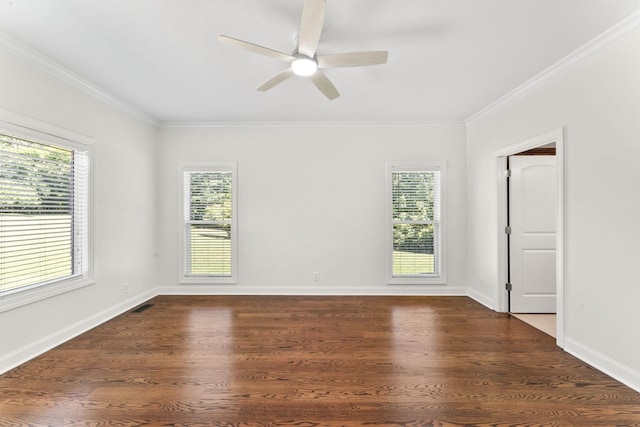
[181,163,237,283]
[387,162,446,284]
[0,114,92,308]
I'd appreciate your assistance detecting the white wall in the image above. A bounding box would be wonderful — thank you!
[158,125,467,295]
[466,30,640,389]
[0,49,159,372]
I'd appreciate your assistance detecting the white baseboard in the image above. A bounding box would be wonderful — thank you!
[0,289,156,375]
[467,288,495,310]
[157,285,469,296]
[564,337,640,394]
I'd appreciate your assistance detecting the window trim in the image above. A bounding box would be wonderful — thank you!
[386,161,447,285]
[179,162,238,284]
[0,110,94,313]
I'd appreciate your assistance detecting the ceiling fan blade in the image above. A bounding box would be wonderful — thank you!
[316,51,388,68]
[257,68,295,92]
[310,70,339,100]
[297,0,326,58]
[218,35,293,62]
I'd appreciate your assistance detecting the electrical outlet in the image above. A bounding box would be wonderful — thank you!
[123,282,129,294]
[313,272,320,281]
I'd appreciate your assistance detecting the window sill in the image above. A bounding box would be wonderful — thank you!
[387,276,447,285]
[0,276,95,313]
[179,276,237,285]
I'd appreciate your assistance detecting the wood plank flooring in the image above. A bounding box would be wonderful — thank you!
[1,296,639,426]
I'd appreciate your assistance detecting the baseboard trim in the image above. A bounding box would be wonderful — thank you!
[564,337,640,394]
[466,288,496,310]
[0,289,156,375]
[156,285,469,297]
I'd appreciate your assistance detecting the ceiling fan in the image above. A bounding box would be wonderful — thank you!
[218,0,388,100]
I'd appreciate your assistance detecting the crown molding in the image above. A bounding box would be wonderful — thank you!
[159,120,466,129]
[0,31,157,126]
[465,9,640,126]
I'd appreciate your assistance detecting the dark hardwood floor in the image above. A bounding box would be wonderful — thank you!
[1,296,639,426]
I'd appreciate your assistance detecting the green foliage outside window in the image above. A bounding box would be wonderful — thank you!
[392,171,437,255]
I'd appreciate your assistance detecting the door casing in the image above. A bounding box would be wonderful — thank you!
[495,127,565,347]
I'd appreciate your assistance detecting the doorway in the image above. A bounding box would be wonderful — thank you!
[508,150,556,313]
[496,128,564,347]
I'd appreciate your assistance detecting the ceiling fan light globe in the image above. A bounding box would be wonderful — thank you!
[291,55,318,76]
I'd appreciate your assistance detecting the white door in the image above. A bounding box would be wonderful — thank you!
[509,155,557,313]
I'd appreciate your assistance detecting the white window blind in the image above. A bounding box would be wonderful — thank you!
[0,132,89,294]
[183,167,235,279]
[389,163,444,282]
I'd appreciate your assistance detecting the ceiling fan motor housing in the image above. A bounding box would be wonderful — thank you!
[291,54,318,76]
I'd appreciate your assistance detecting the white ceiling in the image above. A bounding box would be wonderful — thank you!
[1,0,639,124]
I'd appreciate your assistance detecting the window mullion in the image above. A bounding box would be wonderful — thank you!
[392,220,437,225]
